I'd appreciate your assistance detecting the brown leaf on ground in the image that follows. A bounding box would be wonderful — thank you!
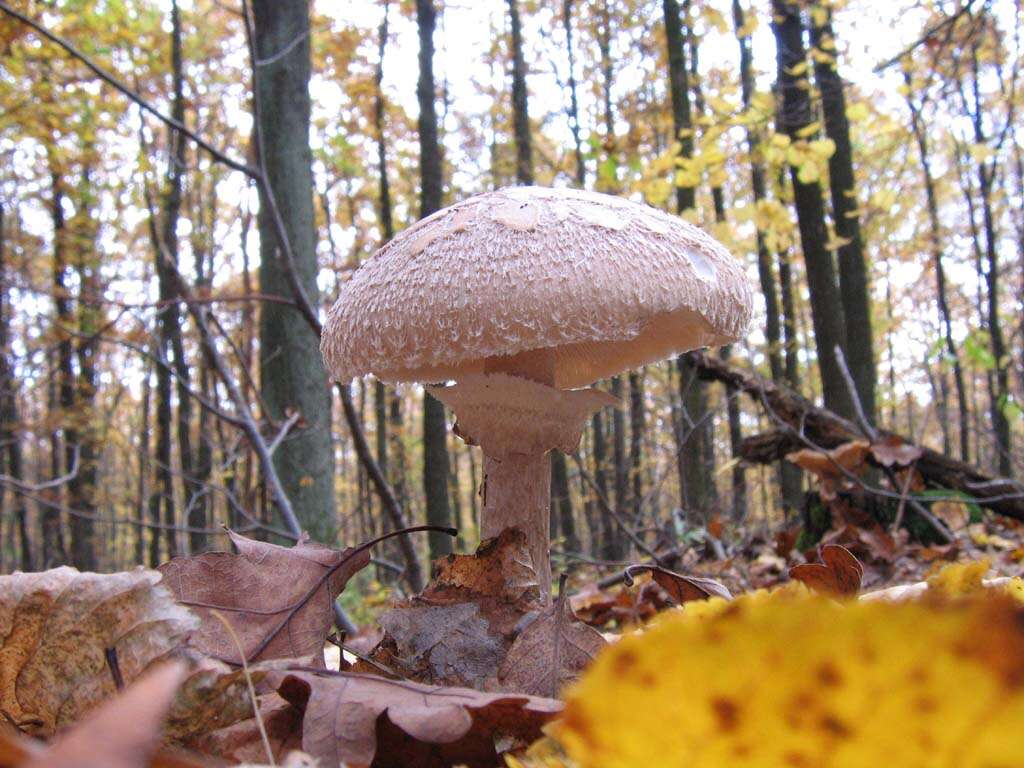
[373,530,542,689]
[187,691,302,765]
[23,662,200,768]
[273,669,561,768]
[158,530,370,665]
[869,435,924,467]
[0,568,198,737]
[789,544,863,597]
[164,655,259,742]
[497,594,605,697]
[624,564,733,605]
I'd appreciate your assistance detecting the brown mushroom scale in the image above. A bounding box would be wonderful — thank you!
[322,185,753,599]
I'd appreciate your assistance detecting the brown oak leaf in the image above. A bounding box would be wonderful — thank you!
[159,530,369,665]
[789,544,864,597]
[273,669,561,768]
[0,568,197,737]
[497,593,605,697]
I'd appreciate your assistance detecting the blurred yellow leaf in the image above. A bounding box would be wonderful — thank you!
[555,586,1024,767]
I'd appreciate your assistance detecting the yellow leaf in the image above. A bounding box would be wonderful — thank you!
[797,160,820,184]
[796,121,821,138]
[845,102,869,122]
[968,143,994,163]
[809,138,837,159]
[785,61,808,77]
[555,588,1024,767]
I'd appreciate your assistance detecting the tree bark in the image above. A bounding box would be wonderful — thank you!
[0,199,32,570]
[809,5,876,423]
[562,0,586,187]
[904,78,970,463]
[416,0,453,560]
[507,0,533,186]
[771,0,852,419]
[732,0,783,382]
[253,0,336,541]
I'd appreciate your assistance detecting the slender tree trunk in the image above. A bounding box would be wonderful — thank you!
[416,0,453,560]
[374,2,394,543]
[136,360,151,565]
[562,0,586,187]
[627,370,644,523]
[809,5,876,422]
[68,171,98,571]
[44,347,66,567]
[771,0,852,418]
[253,0,336,541]
[905,81,970,462]
[732,0,783,382]
[0,201,32,570]
[664,0,716,517]
[592,409,616,559]
[507,0,533,185]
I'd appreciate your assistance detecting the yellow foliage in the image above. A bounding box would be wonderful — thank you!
[555,585,1024,767]
[927,558,990,596]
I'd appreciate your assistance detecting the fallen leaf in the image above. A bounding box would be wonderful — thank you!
[786,440,870,479]
[869,435,923,467]
[373,530,541,689]
[274,669,561,768]
[555,587,1024,768]
[188,691,302,765]
[24,662,197,768]
[0,568,197,737]
[165,655,261,742]
[623,565,732,605]
[497,595,605,697]
[789,544,863,597]
[159,530,369,665]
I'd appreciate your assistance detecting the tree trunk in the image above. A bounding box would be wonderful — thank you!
[771,0,852,419]
[416,0,453,560]
[253,0,336,541]
[507,0,532,186]
[68,171,98,572]
[0,200,32,570]
[809,5,876,423]
[732,0,783,382]
[628,370,644,523]
[904,80,970,463]
[562,0,586,187]
[592,410,617,559]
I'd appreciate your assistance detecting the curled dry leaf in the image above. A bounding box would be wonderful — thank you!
[159,530,370,665]
[869,435,924,468]
[497,593,606,698]
[789,544,863,598]
[0,567,198,737]
[623,564,732,605]
[374,529,541,690]
[273,669,561,768]
[786,441,870,501]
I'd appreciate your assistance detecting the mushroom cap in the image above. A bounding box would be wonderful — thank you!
[322,186,753,389]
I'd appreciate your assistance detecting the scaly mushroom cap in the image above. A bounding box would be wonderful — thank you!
[322,186,753,389]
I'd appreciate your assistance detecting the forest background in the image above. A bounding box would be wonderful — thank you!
[0,0,1021,604]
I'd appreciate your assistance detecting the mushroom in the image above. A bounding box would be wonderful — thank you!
[322,186,753,599]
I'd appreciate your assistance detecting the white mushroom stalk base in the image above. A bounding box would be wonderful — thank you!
[430,373,618,600]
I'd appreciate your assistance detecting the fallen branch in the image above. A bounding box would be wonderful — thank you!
[689,351,1024,521]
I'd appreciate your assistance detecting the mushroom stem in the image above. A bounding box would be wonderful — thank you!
[429,372,618,604]
[481,451,552,598]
